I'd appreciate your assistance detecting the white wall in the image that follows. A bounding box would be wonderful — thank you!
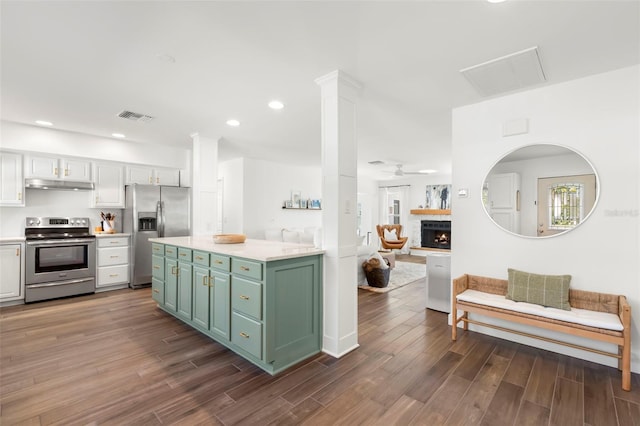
[218,157,322,239]
[452,65,640,372]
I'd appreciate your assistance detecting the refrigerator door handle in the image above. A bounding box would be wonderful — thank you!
[160,201,166,237]
[157,201,164,237]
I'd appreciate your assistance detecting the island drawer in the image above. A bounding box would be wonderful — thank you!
[164,245,178,258]
[152,255,164,279]
[210,254,230,272]
[177,248,192,262]
[232,313,262,359]
[192,251,209,266]
[232,277,262,320]
[151,243,164,256]
[232,259,263,281]
[152,277,164,304]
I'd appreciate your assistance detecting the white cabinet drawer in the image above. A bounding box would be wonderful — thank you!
[98,246,129,266]
[97,265,129,287]
[97,237,129,248]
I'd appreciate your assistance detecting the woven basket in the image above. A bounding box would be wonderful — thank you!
[363,258,391,288]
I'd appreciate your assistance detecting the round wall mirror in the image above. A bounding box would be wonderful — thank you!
[482,144,599,238]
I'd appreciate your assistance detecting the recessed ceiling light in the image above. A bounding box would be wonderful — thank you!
[35,120,53,126]
[419,169,437,174]
[226,119,240,127]
[268,100,284,110]
[487,0,506,3]
[112,133,126,138]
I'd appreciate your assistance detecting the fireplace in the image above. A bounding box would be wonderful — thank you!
[421,220,451,250]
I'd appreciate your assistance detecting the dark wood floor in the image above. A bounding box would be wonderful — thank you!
[1,265,638,425]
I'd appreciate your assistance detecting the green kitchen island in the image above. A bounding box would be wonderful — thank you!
[148,236,324,375]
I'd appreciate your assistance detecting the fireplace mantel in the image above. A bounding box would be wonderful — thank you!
[410,209,451,215]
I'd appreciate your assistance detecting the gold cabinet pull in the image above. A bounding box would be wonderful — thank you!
[195,255,204,260]
[110,255,119,258]
[54,167,59,175]
[179,253,186,257]
[16,248,20,256]
[18,192,22,201]
[153,265,160,270]
[208,276,214,287]
[64,168,69,176]
[239,295,250,300]
[109,274,118,277]
[202,276,208,286]
[239,332,250,339]
[214,260,223,264]
[153,289,160,294]
[95,196,99,203]
[156,177,160,184]
[110,241,119,244]
[240,266,250,271]
[149,176,153,184]
[171,265,178,275]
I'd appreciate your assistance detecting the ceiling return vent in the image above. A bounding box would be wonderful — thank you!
[460,46,546,97]
[117,110,155,122]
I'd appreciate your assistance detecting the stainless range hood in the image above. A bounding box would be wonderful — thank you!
[25,178,95,191]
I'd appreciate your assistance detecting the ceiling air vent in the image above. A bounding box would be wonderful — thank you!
[117,110,155,122]
[460,46,546,97]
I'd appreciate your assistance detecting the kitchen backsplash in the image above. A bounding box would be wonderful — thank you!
[0,189,123,237]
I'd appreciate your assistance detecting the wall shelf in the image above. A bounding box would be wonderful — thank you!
[282,207,321,210]
[410,209,451,215]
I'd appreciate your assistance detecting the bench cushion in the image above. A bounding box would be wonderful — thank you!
[457,289,623,332]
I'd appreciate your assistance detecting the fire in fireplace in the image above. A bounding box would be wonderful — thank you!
[421,220,451,249]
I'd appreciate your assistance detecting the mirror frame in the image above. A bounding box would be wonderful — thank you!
[481,143,600,239]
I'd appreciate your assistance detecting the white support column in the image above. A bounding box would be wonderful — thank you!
[315,70,362,357]
[191,133,219,236]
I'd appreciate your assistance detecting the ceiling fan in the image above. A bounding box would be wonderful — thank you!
[386,164,426,177]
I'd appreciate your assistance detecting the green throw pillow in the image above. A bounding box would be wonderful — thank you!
[506,268,572,311]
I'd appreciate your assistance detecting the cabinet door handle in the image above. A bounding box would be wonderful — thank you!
[239,332,250,339]
[95,196,99,203]
[16,248,20,256]
[18,192,22,201]
[156,177,160,184]
[202,276,208,286]
[54,167,59,175]
[240,266,250,271]
[149,176,153,184]
[179,253,187,257]
[214,260,223,265]
[109,274,118,277]
[110,255,119,258]
[239,295,250,300]
[208,276,214,287]
[110,241,119,244]
[153,289,160,294]
[171,266,178,275]
[153,265,160,270]
[64,168,69,176]
[195,255,204,260]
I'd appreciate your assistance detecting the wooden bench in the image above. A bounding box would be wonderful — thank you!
[451,274,632,391]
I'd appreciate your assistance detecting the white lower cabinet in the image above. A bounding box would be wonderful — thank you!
[0,242,24,303]
[96,235,130,290]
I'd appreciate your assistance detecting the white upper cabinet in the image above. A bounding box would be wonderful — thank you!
[154,167,180,186]
[25,154,92,181]
[92,162,125,208]
[0,152,25,206]
[126,165,180,186]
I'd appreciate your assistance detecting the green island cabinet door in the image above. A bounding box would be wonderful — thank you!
[210,270,231,341]
[164,258,178,312]
[192,265,210,330]
[177,261,193,321]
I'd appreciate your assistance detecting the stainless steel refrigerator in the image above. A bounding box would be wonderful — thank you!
[124,184,191,288]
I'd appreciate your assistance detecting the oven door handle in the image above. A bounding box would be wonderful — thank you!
[26,238,95,246]
[26,277,94,288]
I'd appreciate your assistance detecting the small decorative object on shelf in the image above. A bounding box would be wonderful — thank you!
[310,199,321,209]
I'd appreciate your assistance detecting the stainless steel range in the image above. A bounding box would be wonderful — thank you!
[25,217,96,303]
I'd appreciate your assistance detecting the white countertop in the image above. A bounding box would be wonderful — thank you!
[148,236,324,262]
[0,236,26,243]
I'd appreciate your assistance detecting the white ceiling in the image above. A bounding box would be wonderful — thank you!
[1,1,638,180]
